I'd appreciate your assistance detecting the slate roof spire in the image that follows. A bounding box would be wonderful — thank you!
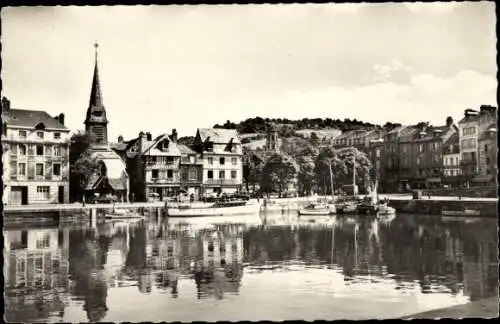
[88,42,104,110]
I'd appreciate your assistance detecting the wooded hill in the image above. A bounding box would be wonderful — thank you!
[213,117,401,134]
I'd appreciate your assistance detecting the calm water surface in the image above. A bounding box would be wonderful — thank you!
[4,211,498,322]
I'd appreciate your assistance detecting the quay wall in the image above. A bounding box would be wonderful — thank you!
[387,199,498,217]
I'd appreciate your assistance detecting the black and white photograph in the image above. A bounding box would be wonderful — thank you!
[1,2,498,322]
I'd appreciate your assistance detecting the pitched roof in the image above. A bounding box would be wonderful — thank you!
[142,134,181,156]
[177,143,196,155]
[443,133,460,154]
[198,128,241,144]
[2,108,68,130]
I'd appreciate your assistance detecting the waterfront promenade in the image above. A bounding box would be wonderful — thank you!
[3,194,497,214]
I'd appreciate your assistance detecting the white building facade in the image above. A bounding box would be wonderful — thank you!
[2,97,70,205]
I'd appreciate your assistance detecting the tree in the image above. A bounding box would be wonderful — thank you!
[314,147,344,195]
[260,153,298,197]
[242,148,266,192]
[297,156,316,196]
[69,131,99,202]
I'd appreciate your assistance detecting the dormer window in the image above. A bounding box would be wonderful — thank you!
[37,131,44,139]
[19,130,27,138]
[54,132,61,139]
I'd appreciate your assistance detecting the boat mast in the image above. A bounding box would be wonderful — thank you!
[352,155,357,196]
[329,160,334,202]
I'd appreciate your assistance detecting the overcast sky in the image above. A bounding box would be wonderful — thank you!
[1,2,496,141]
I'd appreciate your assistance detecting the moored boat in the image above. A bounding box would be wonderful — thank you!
[441,208,481,217]
[298,202,336,216]
[165,199,261,217]
[377,203,396,216]
[105,209,145,220]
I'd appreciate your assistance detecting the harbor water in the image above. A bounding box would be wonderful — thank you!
[3,210,498,322]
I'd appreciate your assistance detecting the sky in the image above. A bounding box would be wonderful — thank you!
[1,2,497,142]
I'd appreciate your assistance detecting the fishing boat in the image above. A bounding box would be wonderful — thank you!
[377,202,396,216]
[165,199,261,217]
[105,208,144,220]
[298,202,336,215]
[441,208,481,217]
[300,160,337,216]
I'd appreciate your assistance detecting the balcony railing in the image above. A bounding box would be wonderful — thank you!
[148,178,179,184]
[204,179,241,186]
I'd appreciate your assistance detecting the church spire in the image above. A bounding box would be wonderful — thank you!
[89,42,103,108]
[85,42,109,146]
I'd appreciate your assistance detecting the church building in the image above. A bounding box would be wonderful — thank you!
[83,44,129,202]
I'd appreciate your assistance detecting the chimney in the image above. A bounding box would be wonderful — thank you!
[58,113,65,126]
[446,116,453,127]
[171,129,178,143]
[118,135,124,143]
[139,131,147,151]
[146,132,152,141]
[2,97,11,111]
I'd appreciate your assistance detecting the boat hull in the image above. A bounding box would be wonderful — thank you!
[298,209,335,216]
[441,210,481,217]
[166,202,261,217]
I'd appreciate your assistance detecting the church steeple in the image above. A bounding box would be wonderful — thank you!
[85,42,109,146]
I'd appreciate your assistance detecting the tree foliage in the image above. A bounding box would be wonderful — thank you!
[260,153,298,196]
[69,131,99,201]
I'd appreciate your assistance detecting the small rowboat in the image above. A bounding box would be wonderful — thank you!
[441,208,480,217]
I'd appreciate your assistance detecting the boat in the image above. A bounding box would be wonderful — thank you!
[441,208,481,217]
[165,199,261,217]
[105,210,145,220]
[335,199,358,214]
[299,161,337,216]
[377,202,396,216]
[298,202,336,215]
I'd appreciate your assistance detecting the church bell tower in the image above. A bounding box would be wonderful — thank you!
[84,43,109,147]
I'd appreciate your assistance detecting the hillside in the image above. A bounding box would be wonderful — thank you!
[213,117,401,135]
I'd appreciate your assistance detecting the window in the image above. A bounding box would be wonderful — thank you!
[376,149,380,158]
[19,130,27,138]
[231,170,237,179]
[53,163,61,176]
[419,144,424,153]
[219,170,225,179]
[433,155,439,164]
[207,170,213,179]
[402,146,407,153]
[190,156,195,163]
[167,156,174,164]
[36,186,50,200]
[53,146,61,156]
[36,234,50,249]
[486,157,490,165]
[167,170,173,179]
[231,157,237,165]
[37,131,44,139]
[54,132,61,139]
[433,142,439,150]
[189,169,197,180]
[18,163,26,176]
[484,144,488,153]
[36,163,44,176]
[220,157,225,165]
[19,144,26,155]
[450,170,454,176]
[152,169,159,179]
[36,145,44,156]
[208,157,213,165]
[416,157,421,166]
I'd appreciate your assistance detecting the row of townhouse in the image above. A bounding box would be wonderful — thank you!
[333,108,497,192]
[2,45,243,205]
[113,128,244,202]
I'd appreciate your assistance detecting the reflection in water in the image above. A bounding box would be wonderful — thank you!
[3,212,498,322]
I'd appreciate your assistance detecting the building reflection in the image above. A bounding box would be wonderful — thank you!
[3,212,497,322]
[4,227,70,323]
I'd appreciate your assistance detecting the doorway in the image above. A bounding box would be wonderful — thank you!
[58,186,65,204]
[10,186,28,205]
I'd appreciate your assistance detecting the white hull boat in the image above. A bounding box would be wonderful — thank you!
[441,209,481,217]
[105,213,145,220]
[377,204,396,216]
[298,203,336,216]
[166,199,261,217]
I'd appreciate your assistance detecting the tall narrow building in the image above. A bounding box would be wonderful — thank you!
[85,43,109,147]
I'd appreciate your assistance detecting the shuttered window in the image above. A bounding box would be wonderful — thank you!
[28,162,35,179]
[45,145,52,156]
[36,163,44,176]
[10,161,17,178]
[45,162,52,180]
[28,145,35,156]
